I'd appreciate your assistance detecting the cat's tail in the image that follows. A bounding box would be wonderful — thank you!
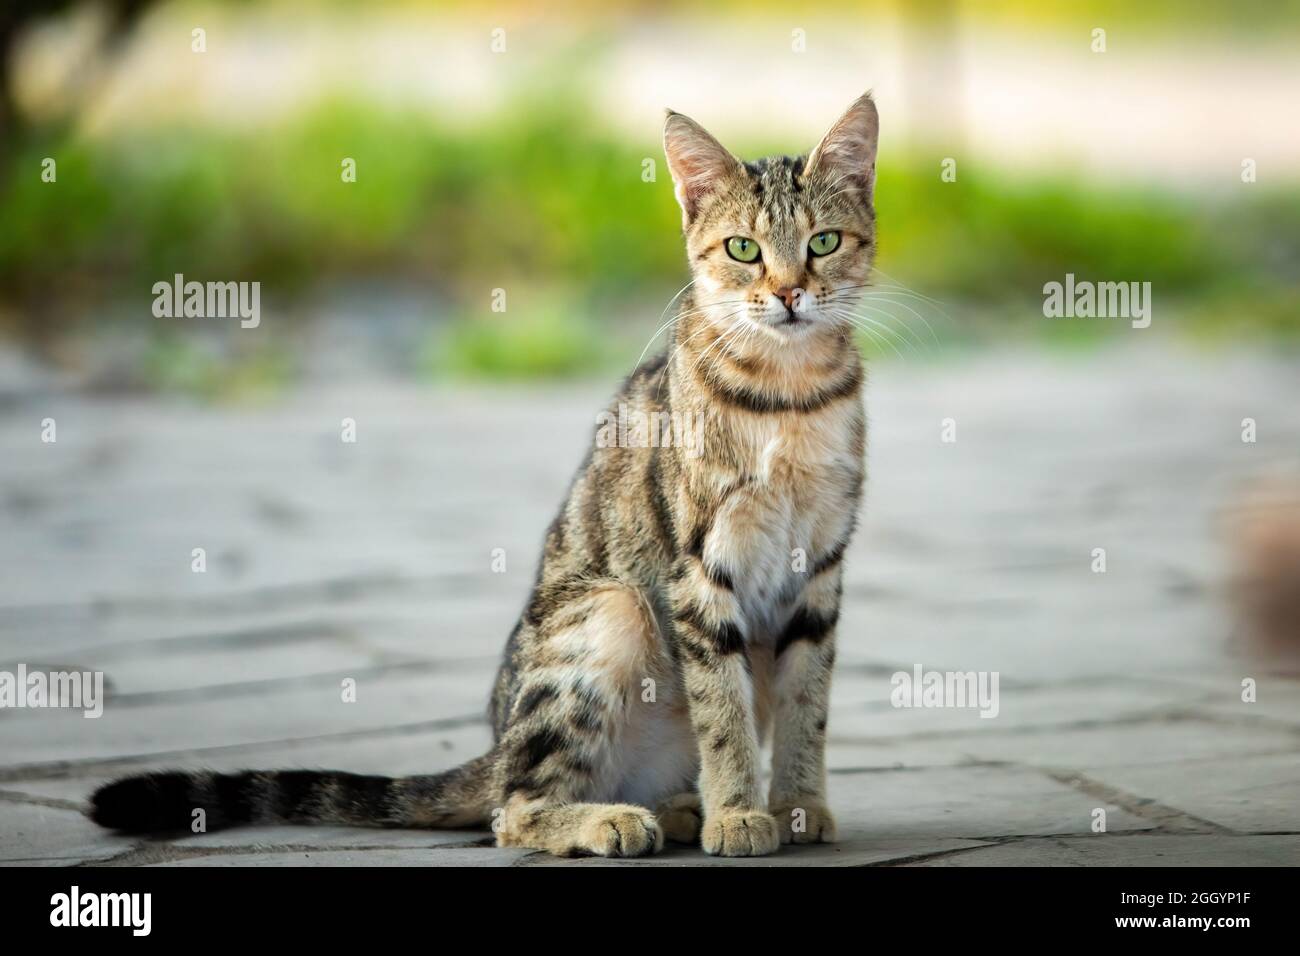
[88,753,497,833]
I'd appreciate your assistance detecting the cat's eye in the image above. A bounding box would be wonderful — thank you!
[725,236,761,263]
[809,231,841,256]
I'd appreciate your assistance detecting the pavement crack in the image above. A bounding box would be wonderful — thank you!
[511,850,553,867]
[0,787,86,812]
[829,707,1218,749]
[0,571,499,623]
[85,838,501,867]
[97,658,497,709]
[0,713,487,783]
[1040,768,1235,834]
[862,841,999,867]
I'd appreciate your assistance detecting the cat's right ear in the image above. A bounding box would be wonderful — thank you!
[663,110,742,227]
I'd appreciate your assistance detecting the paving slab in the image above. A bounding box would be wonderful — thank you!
[149,846,536,867]
[907,834,1300,866]
[169,825,492,852]
[0,594,524,666]
[3,348,1300,865]
[2,722,497,806]
[826,680,1205,742]
[1082,753,1300,833]
[0,668,491,770]
[519,838,994,867]
[931,717,1298,771]
[0,800,128,866]
[827,763,1156,840]
[1202,681,1300,728]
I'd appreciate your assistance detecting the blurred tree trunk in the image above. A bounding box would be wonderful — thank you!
[0,11,24,158]
[900,0,966,155]
[0,0,154,171]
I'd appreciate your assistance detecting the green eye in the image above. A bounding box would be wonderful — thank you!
[809,231,841,256]
[725,236,761,263]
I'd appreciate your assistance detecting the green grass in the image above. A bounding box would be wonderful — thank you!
[139,333,296,401]
[428,298,615,380]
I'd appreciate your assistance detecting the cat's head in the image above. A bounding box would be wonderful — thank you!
[663,93,878,350]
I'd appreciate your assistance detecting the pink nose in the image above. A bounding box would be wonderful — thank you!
[774,287,798,310]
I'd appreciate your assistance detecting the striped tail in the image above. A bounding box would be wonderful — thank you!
[89,755,495,834]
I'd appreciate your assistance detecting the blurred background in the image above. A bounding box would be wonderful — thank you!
[0,0,1298,866]
[0,0,1297,392]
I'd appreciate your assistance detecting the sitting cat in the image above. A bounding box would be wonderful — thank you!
[91,92,880,857]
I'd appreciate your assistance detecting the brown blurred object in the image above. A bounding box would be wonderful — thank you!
[1223,474,1300,671]
[0,0,155,159]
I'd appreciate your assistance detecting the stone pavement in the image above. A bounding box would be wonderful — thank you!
[1,345,1297,866]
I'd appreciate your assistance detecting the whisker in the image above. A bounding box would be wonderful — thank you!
[866,267,949,307]
[838,318,901,362]
[847,303,930,351]
[850,301,933,352]
[858,295,943,348]
[823,308,910,362]
[689,319,743,382]
[845,319,908,363]
[702,319,765,391]
[634,279,697,369]
[657,308,747,401]
[642,297,754,398]
[834,279,946,310]
[824,281,947,348]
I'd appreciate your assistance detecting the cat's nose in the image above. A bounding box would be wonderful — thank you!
[774,287,799,312]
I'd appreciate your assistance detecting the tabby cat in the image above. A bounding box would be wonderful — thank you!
[91,93,879,857]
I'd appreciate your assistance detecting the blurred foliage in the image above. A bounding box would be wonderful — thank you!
[428,301,614,380]
[140,331,295,399]
[0,94,684,308]
[0,89,1297,383]
[373,0,1300,35]
[894,0,1300,36]
[878,162,1300,333]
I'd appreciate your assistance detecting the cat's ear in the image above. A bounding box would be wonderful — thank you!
[663,110,742,226]
[806,92,879,206]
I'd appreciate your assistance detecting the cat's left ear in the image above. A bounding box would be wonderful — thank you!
[806,92,879,207]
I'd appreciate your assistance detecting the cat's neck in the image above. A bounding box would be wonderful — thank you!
[668,301,862,417]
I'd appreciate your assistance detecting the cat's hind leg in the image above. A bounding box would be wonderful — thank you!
[655,791,703,844]
[492,582,673,857]
[499,800,662,857]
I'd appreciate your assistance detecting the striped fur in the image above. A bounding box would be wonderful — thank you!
[90,93,880,858]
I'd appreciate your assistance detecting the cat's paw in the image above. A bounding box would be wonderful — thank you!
[701,809,780,857]
[770,800,837,845]
[577,805,664,858]
[655,792,703,844]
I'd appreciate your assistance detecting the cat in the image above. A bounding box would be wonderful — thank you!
[90,92,879,858]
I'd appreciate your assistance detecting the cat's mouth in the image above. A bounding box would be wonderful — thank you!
[768,312,815,334]
[736,311,817,341]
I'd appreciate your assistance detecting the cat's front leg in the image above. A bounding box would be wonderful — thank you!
[672,561,779,857]
[768,569,841,844]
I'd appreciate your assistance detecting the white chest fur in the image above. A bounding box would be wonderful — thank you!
[703,407,861,642]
